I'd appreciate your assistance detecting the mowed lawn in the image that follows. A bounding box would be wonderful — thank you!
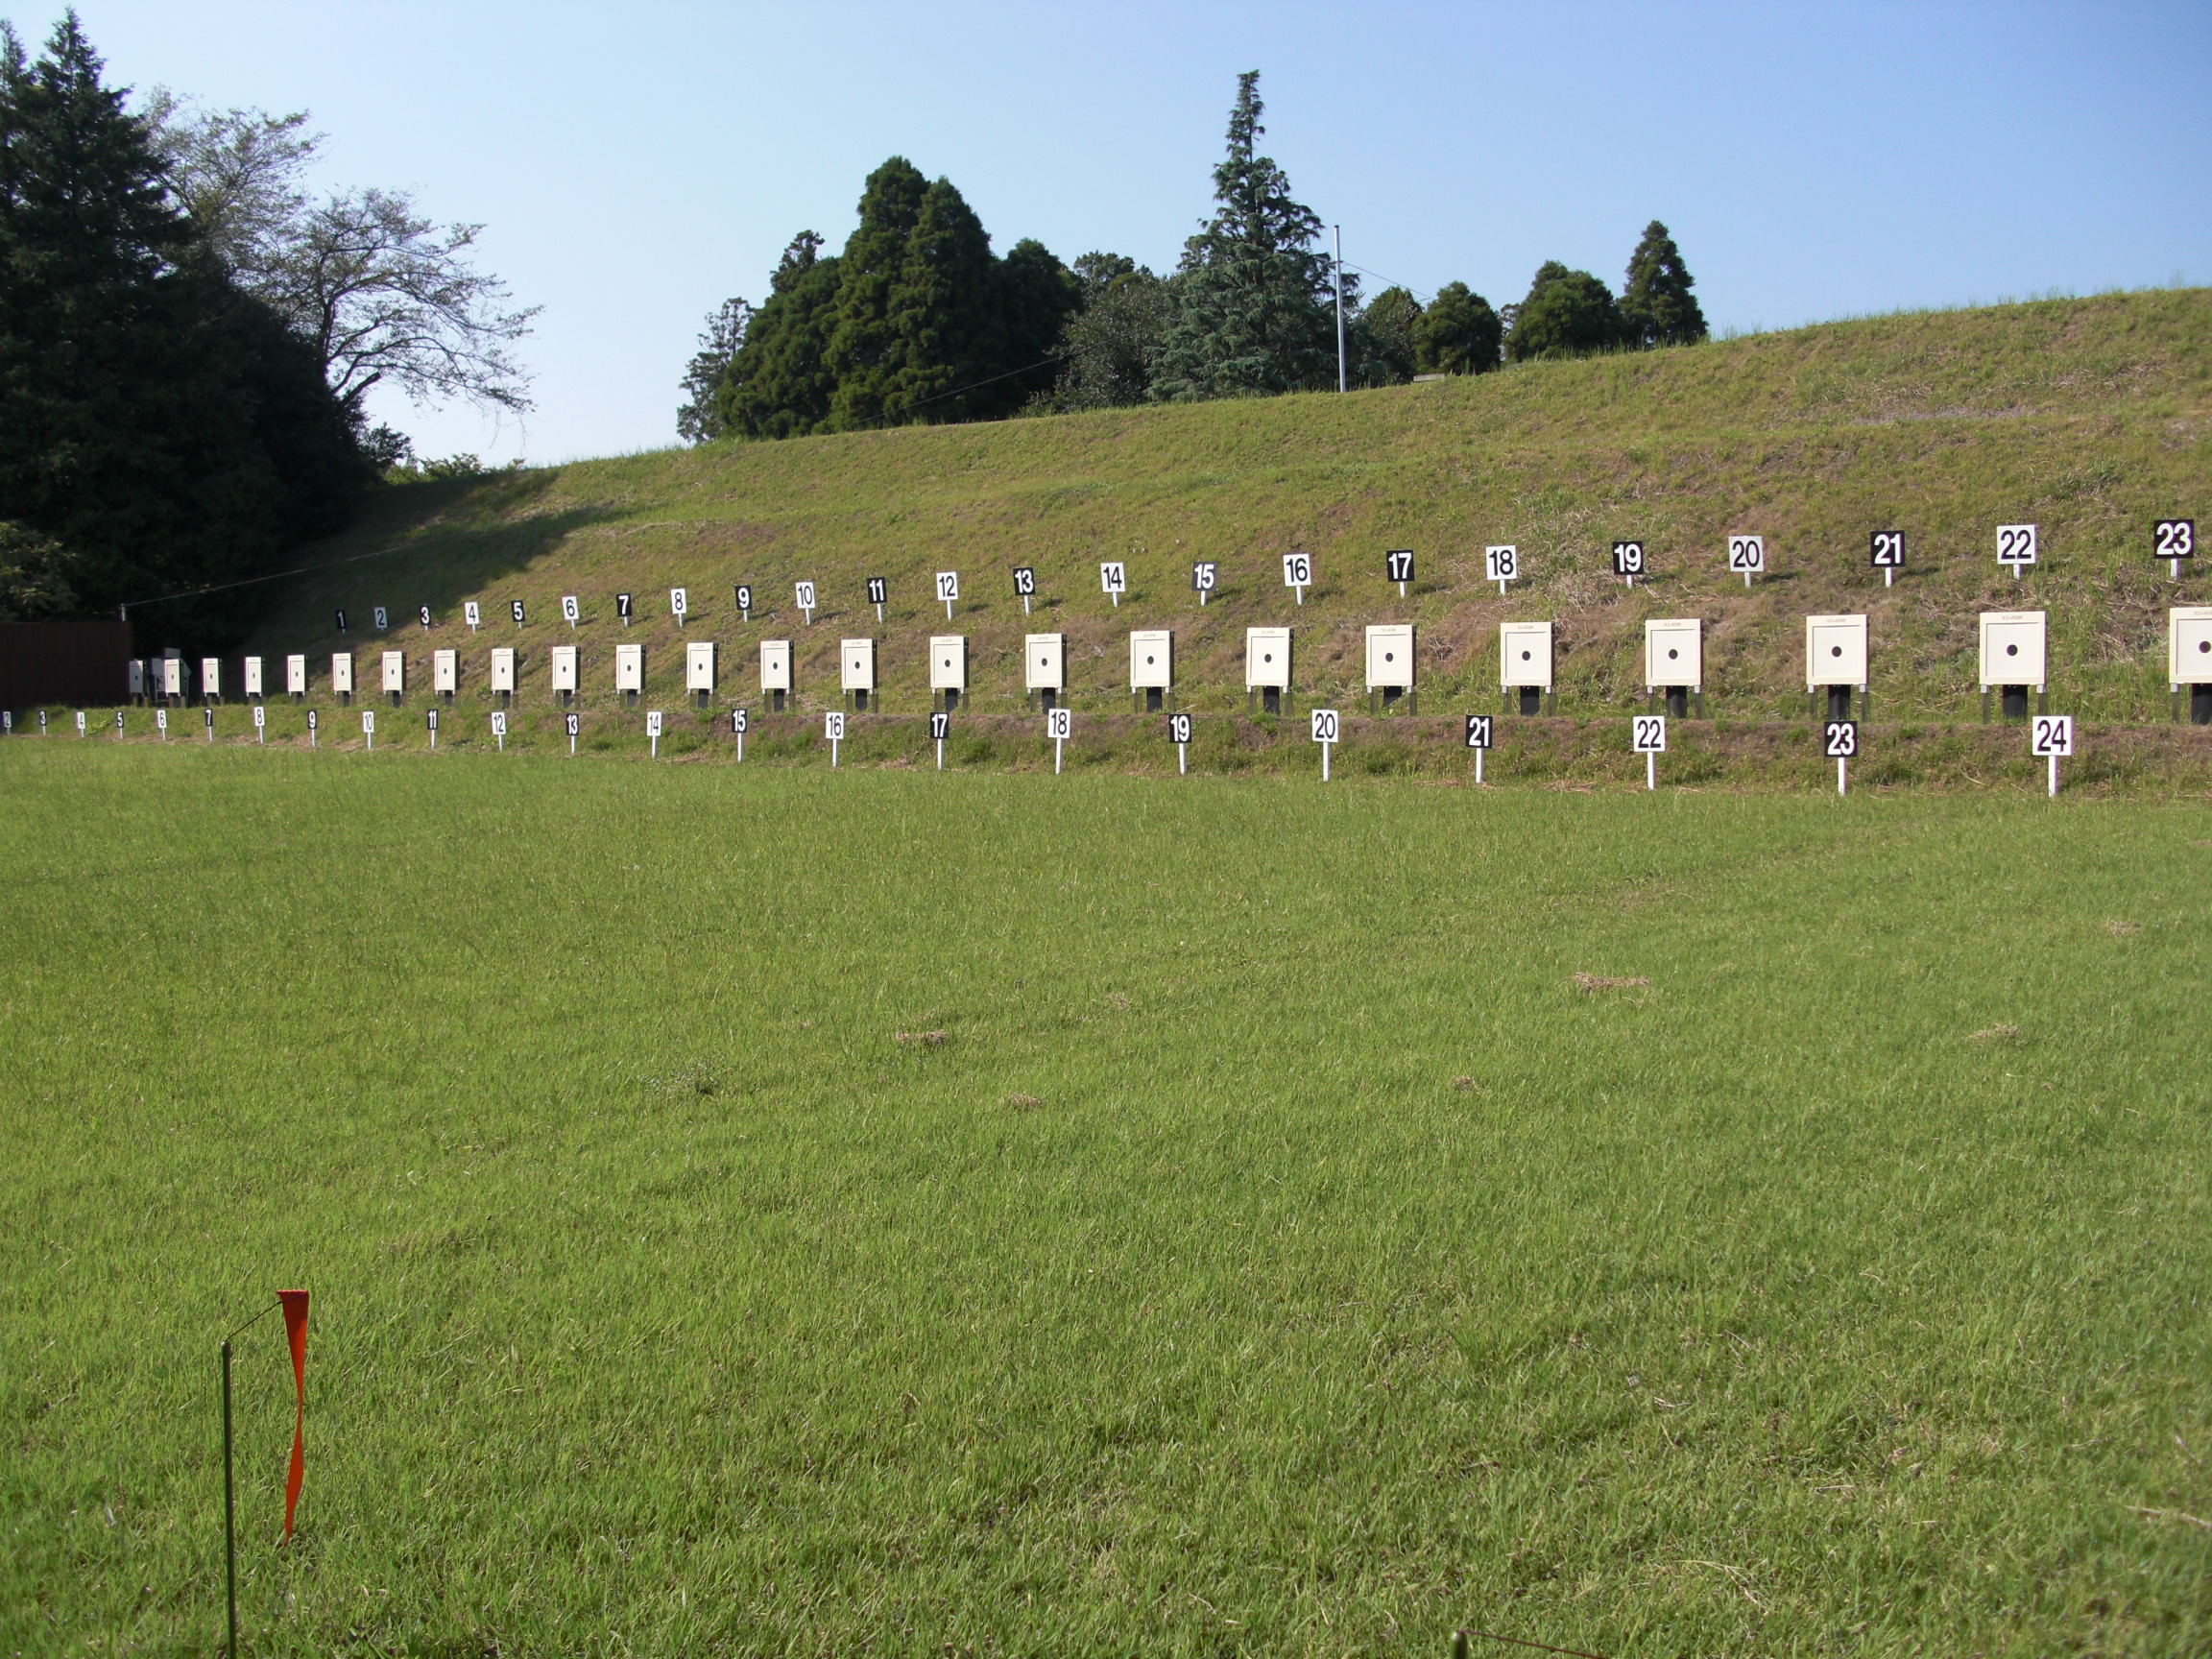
[2,748,2206,1658]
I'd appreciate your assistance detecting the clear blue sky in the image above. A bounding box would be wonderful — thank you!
[50,1,2212,465]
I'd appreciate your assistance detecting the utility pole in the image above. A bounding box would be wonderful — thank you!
[1333,226,1346,393]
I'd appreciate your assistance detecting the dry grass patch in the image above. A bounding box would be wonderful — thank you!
[1572,973,1650,996]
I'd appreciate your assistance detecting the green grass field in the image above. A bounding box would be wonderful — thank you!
[5,744,2207,1656]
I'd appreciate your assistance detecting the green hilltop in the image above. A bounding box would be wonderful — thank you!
[250,289,2212,724]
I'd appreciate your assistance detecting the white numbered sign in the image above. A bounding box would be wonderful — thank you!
[796,581,817,610]
[1167,713,1192,744]
[733,584,752,612]
[646,711,663,737]
[115,710,125,732]
[866,577,887,606]
[825,711,846,740]
[1464,714,1493,749]
[373,606,389,631]
[1384,549,1414,584]
[729,708,748,734]
[1824,720,1857,758]
[934,571,959,603]
[1631,714,1667,753]
[1191,561,1216,593]
[1870,530,1906,568]
[1046,708,1072,740]
[928,711,950,740]
[1099,562,1126,595]
[1997,523,2037,567]
[2031,714,2073,757]
[1727,535,1765,574]
[2153,519,2195,561]
[362,709,375,734]
[75,710,85,734]
[252,706,265,730]
[464,601,481,629]
[1310,708,1338,744]
[670,588,687,619]
[562,594,581,624]
[1613,540,1647,577]
[1485,545,1519,583]
[491,710,508,736]
[1012,565,1036,596]
[1283,553,1311,589]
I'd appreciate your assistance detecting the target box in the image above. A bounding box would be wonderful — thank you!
[433,649,458,694]
[1646,618,1702,688]
[760,639,792,691]
[1245,627,1291,689]
[1979,612,2046,688]
[550,644,579,694]
[614,643,644,693]
[1365,624,1414,691]
[381,650,404,695]
[1025,634,1066,704]
[685,640,715,692]
[330,652,353,695]
[1130,630,1173,690]
[201,657,222,700]
[841,637,876,692]
[491,647,517,693]
[1805,614,1867,687]
[928,635,967,692]
[2170,608,2212,685]
[243,656,264,698]
[285,654,306,696]
[1501,622,1552,688]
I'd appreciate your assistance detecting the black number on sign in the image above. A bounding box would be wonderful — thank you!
[2153,519,2195,559]
[1385,549,1414,583]
[1727,536,1764,571]
[1464,714,1493,750]
[1870,530,1905,567]
[1824,720,1857,758]
[2031,715,2073,757]
[1310,709,1338,743]
[1168,713,1192,744]
[1631,714,1666,753]
[1485,546,1518,582]
[1997,525,2036,564]
[1012,566,1036,596]
[929,712,950,741]
[867,577,887,605]
[733,584,752,610]
[1613,541,1646,575]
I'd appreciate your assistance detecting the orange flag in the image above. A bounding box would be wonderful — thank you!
[277,1289,309,1540]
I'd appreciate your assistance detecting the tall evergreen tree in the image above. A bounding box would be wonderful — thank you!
[985,236,1081,417]
[1503,260,1629,362]
[1412,280,1502,373]
[0,13,360,637]
[676,297,748,444]
[821,158,928,429]
[1620,219,1707,348]
[714,231,840,440]
[1353,286,1422,385]
[1151,72,1337,401]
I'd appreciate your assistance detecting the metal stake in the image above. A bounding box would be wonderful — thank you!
[222,1339,237,1659]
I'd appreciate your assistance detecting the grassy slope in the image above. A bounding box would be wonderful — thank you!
[238,290,2212,732]
[3,747,2207,1655]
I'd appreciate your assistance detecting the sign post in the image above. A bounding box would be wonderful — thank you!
[2154,517,2195,581]
[1632,712,1667,790]
[305,709,315,748]
[1727,534,1765,589]
[1613,540,1646,589]
[734,583,752,621]
[730,706,747,761]
[1191,561,1216,606]
[647,709,662,758]
[565,710,579,755]
[796,581,816,626]
[1012,565,1035,615]
[1997,522,2037,582]
[491,709,507,751]
[511,598,526,630]
[1870,529,1905,588]
[929,709,950,770]
[1464,713,1492,783]
[1310,707,1337,781]
[1824,718,1856,795]
[1047,706,1071,773]
[867,576,886,622]
[1385,548,1413,598]
[1485,544,1518,594]
[1283,552,1310,606]
[361,709,374,751]
[1168,711,1191,775]
[464,601,480,633]
[1099,562,1125,608]
[563,594,580,631]
[2032,713,2073,797]
[935,570,958,620]
[253,706,265,745]
[826,709,845,766]
[670,588,688,629]
[616,591,633,628]
[427,708,439,750]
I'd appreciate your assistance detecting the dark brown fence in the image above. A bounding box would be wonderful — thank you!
[0,619,134,709]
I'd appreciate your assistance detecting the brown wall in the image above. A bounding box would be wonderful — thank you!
[0,619,135,709]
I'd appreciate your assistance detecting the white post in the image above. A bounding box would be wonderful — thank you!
[2048,754,2058,797]
[1295,585,1304,606]
[1178,741,1187,776]
[944,598,953,621]
[1744,571,1752,589]
[876,602,883,623]
[831,736,839,768]
[1111,592,1118,609]
[735,732,742,762]
[1885,567,1894,589]
[1647,751,1656,791]
[1838,757,1847,796]
[1054,735,1064,774]
[650,732,658,758]
[936,736,944,770]
[1322,740,1332,782]
[1476,748,1483,785]
[1023,595,1030,615]
[1333,226,1346,395]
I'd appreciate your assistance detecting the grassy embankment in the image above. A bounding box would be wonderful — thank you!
[3,744,2208,1655]
[113,287,2205,787]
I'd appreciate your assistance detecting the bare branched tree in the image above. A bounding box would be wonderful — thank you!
[145,95,539,420]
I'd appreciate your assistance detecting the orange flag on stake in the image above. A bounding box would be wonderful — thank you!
[277,1289,309,1541]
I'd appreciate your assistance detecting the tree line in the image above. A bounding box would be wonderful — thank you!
[0,12,534,639]
[681,71,1705,443]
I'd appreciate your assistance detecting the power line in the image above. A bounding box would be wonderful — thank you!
[119,540,415,614]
